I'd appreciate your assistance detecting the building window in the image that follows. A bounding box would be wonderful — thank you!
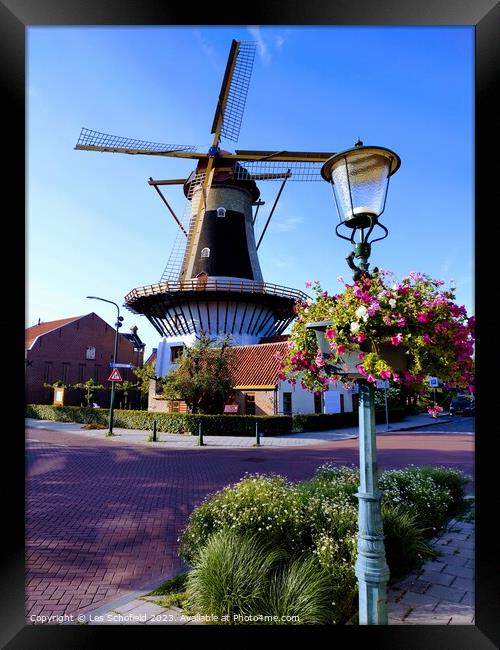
[314,392,323,414]
[339,394,345,413]
[352,394,359,412]
[201,247,210,258]
[155,379,164,395]
[86,346,96,360]
[94,365,101,382]
[78,364,86,383]
[283,392,292,415]
[44,362,52,383]
[170,346,184,363]
[170,400,180,413]
[216,207,226,218]
[245,393,256,415]
[62,363,70,384]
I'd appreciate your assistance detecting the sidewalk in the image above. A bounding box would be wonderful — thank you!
[26,413,457,449]
[77,514,474,626]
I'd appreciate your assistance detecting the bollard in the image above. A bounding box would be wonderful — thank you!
[255,421,260,446]
[198,421,205,446]
[152,420,157,442]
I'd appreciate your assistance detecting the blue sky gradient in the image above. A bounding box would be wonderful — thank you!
[27,26,474,356]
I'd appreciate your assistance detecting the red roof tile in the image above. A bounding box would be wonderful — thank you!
[231,341,289,388]
[25,316,84,350]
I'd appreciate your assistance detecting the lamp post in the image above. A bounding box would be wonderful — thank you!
[87,296,124,435]
[315,140,401,625]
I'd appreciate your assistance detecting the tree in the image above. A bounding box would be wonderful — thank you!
[73,378,104,407]
[161,335,235,414]
[133,360,157,409]
[114,380,138,409]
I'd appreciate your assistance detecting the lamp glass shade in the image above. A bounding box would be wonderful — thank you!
[324,147,399,224]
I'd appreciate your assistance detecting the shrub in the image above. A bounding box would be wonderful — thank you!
[180,475,305,564]
[381,504,435,579]
[379,468,453,531]
[292,408,405,433]
[186,529,287,622]
[263,554,335,625]
[26,405,293,436]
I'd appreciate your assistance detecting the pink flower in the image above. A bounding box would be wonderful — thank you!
[392,373,400,383]
[305,281,312,288]
[367,374,377,384]
[422,333,432,344]
[315,352,325,368]
[379,369,391,379]
[352,333,367,343]
[337,344,346,355]
[357,351,365,360]
[396,317,406,328]
[325,328,336,339]
[416,312,429,323]
[390,333,403,346]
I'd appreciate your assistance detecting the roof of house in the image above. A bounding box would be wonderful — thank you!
[231,341,289,388]
[146,341,289,389]
[25,315,84,350]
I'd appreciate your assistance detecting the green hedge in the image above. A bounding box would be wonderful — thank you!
[26,404,405,436]
[25,405,293,435]
[293,407,405,432]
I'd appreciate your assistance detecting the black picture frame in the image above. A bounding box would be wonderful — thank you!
[3,0,497,646]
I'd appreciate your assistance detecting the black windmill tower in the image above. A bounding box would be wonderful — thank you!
[75,40,336,368]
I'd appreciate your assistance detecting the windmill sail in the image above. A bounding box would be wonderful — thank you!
[75,128,198,156]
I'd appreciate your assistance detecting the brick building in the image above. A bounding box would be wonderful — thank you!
[25,313,144,407]
[147,339,357,415]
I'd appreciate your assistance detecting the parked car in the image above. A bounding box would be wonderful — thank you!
[449,396,475,416]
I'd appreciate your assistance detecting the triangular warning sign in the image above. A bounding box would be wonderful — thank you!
[108,368,123,382]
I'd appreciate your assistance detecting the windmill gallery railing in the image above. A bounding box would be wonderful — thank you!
[124,278,309,305]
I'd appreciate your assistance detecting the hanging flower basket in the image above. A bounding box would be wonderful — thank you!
[278,271,475,396]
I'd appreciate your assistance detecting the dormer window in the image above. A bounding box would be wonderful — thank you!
[217,207,226,218]
[201,247,210,258]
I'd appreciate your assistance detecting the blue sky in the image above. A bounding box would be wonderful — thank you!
[27,25,474,356]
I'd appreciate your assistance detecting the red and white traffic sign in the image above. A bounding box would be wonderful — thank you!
[108,368,123,382]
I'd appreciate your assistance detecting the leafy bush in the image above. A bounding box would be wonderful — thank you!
[26,405,293,435]
[180,464,470,624]
[293,408,405,432]
[379,468,454,531]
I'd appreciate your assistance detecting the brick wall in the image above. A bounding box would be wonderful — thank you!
[26,313,143,407]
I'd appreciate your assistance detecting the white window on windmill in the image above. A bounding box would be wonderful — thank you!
[201,247,211,258]
[216,206,226,218]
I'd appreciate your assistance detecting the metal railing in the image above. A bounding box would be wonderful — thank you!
[125,278,308,304]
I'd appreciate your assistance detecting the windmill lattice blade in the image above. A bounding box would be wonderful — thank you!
[235,149,335,162]
[159,170,206,283]
[236,160,324,181]
[76,128,197,154]
[216,41,256,143]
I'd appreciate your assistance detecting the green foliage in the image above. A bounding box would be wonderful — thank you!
[292,408,405,432]
[25,404,293,435]
[379,467,463,531]
[381,504,436,579]
[72,378,104,407]
[161,335,236,414]
[180,464,470,624]
[186,530,287,623]
[133,360,157,408]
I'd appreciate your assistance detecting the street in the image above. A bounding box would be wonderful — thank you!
[25,419,474,623]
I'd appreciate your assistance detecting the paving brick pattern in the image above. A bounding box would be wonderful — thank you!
[26,425,474,624]
[387,519,475,625]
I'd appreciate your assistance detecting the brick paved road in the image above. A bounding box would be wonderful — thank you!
[25,427,474,623]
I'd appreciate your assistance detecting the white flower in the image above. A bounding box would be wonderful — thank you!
[350,321,360,333]
[355,305,369,322]
[389,298,397,308]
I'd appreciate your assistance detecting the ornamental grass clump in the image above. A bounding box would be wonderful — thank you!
[279,271,474,415]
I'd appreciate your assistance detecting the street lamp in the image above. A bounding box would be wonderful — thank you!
[313,140,401,625]
[87,296,124,435]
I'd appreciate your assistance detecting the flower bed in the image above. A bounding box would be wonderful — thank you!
[178,464,470,625]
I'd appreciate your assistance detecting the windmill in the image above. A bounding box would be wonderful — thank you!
[75,40,334,369]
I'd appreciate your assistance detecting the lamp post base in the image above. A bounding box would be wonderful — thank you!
[356,379,390,625]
